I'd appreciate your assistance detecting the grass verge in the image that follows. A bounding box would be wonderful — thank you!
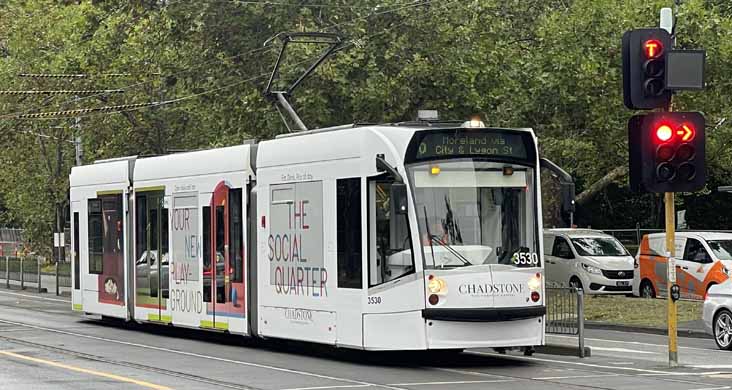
[583,295,702,328]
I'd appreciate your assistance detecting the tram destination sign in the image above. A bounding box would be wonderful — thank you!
[408,129,531,162]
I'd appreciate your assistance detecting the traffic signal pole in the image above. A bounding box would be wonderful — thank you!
[665,191,678,367]
[664,9,678,368]
[624,7,706,368]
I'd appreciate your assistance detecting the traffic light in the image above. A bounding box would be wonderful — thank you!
[623,29,673,109]
[629,112,705,193]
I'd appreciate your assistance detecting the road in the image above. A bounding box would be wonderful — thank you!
[0,289,731,390]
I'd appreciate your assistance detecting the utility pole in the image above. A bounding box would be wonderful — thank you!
[74,95,82,166]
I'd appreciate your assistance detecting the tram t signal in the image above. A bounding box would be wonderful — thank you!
[623,28,673,109]
[629,112,705,193]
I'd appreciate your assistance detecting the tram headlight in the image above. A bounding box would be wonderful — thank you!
[528,273,542,292]
[427,276,448,295]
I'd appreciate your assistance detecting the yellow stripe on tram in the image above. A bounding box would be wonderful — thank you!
[199,320,228,330]
[0,350,172,390]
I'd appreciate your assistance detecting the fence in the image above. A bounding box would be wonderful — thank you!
[56,262,72,291]
[0,256,70,295]
[545,287,585,358]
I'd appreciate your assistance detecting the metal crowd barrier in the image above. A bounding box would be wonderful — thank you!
[56,261,72,292]
[1,256,70,295]
[546,287,585,358]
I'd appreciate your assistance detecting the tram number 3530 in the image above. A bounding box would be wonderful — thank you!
[367,296,382,305]
[512,252,540,266]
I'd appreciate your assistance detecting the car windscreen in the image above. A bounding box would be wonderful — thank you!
[707,240,732,261]
[571,237,628,257]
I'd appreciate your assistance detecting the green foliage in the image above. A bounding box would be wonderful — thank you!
[1,0,732,252]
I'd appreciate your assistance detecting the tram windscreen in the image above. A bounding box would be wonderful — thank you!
[407,160,539,268]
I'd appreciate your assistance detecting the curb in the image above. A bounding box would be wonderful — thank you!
[585,321,711,339]
[537,343,592,358]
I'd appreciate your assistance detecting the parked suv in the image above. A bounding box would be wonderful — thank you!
[633,232,732,300]
[544,229,634,294]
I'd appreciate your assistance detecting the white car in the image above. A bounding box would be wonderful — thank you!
[544,229,634,294]
[704,280,732,349]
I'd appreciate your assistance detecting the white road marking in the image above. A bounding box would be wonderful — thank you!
[388,380,515,386]
[531,374,621,380]
[549,334,718,353]
[0,318,407,390]
[706,373,732,378]
[690,365,732,369]
[435,368,514,379]
[589,346,658,355]
[637,372,727,377]
[466,350,671,374]
[686,387,731,390]
[0,290,69,303]
[279,386,372,390]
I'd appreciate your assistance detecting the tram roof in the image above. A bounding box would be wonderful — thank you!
[134,143,255,182]
[259,123,536,169]
[70,156,135,188]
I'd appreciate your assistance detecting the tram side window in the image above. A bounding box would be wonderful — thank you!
[88,199,103,274]
[337,178,362,289]
[229,188,243,283]
[369,180,414,287]
[135,195,147,264]
[215,205,226,303]
[73,212,80,289]
[202,206,211,303]
[161,204,169,299]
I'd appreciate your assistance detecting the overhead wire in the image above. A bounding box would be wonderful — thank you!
[0,0,428,118]
[3,0,453,121]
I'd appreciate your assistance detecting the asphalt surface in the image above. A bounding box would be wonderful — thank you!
[0,289,732,390]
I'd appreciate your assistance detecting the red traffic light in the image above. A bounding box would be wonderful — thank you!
[655,124,673,142]
[629,112,705,193]
[654,123,696,143]
[644,39,663,59]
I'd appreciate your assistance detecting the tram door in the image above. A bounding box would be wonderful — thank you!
[135,190,170,321]
[206,182,246,329]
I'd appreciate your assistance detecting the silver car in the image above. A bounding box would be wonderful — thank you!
[704,279,732,349]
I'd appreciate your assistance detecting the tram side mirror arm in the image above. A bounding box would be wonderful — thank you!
[375,154,408,215]
[376,154,404,182]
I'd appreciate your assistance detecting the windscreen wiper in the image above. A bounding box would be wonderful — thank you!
[423,206,436,268]
[430,235,472,266]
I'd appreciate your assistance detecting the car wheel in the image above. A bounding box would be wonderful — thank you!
[714,309,732,350]
[569,277,583,291]
[640,280,655,299]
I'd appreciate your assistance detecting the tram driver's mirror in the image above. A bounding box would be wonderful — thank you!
[391,183,408,215]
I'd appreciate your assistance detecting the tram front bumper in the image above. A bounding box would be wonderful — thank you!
[423,307,545,349]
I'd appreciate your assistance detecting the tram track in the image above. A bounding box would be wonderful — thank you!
[0,303,726,390]
[0,326,260,390]
[0,317,409,390]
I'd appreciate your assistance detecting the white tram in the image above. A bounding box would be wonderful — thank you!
[70,122,545,351]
